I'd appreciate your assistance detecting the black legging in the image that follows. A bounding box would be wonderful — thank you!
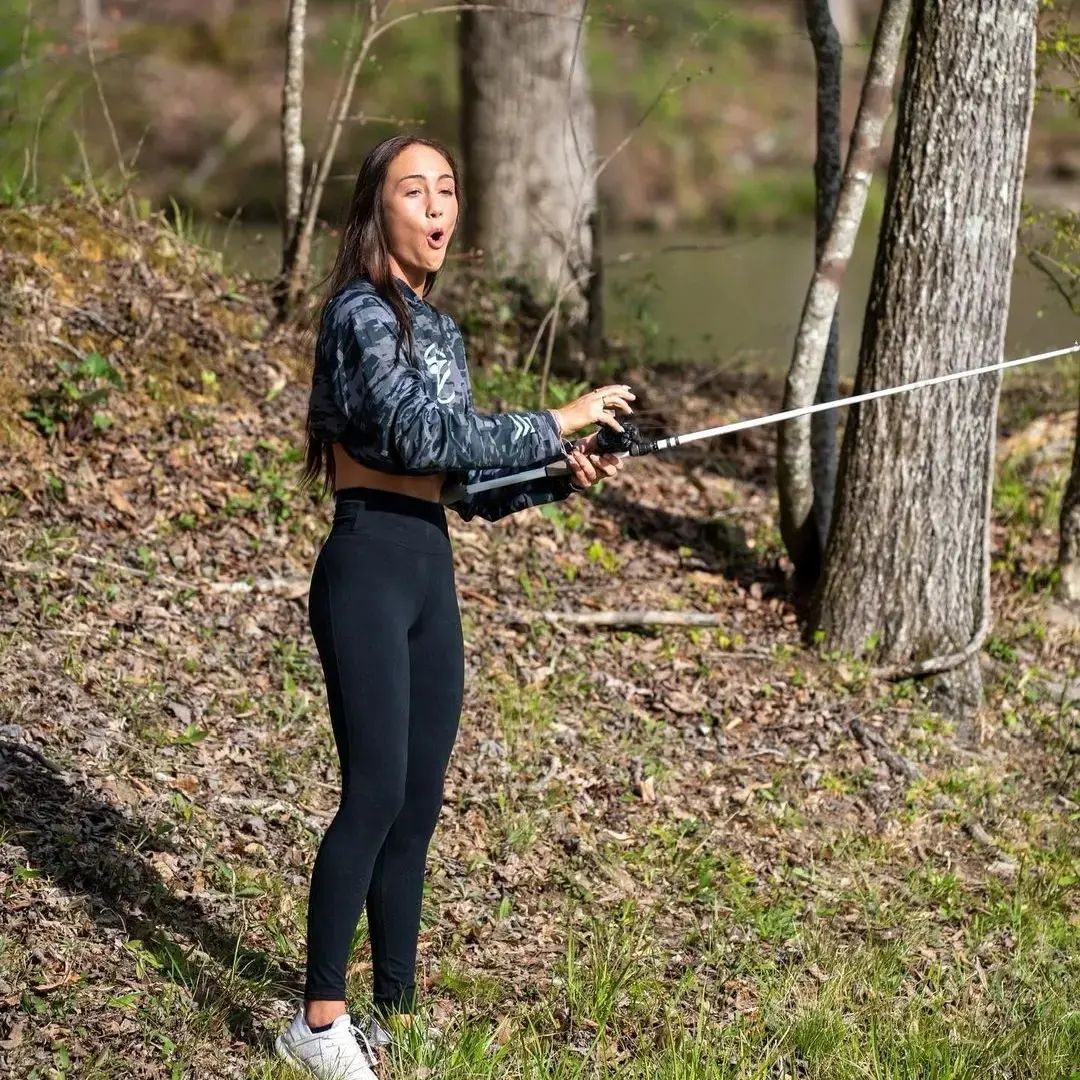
[303,486,464,1011]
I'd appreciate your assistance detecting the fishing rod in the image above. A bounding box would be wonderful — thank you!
[446,341,1080,500]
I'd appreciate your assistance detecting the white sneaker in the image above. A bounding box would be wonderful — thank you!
[275,1008,378,1080]
[360,1015,393,1050]
[357,1012,442,1049]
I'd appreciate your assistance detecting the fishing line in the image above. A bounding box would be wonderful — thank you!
[449,341,1080,499]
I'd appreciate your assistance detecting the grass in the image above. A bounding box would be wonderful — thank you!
[5,517,1080,1078]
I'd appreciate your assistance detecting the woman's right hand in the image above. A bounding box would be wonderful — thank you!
[551,385,635,438]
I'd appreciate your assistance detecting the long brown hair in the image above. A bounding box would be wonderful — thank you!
[298,134,464,497]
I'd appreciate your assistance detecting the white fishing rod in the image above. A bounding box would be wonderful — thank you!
[448,341,1080,499]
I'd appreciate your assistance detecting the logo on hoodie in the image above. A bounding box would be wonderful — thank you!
[422,341,458,405]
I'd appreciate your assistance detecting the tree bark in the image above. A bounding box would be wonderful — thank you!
[813,0,1038,723]
[81,0,101,40]
[1059,396,1080,603]
[459,0,595,320]
[777,0,909,586]
[807,0,843,582]
[281,0,307,273]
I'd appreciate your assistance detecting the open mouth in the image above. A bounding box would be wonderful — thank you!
[426,228,446,249]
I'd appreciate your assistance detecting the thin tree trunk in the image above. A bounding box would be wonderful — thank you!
[585,204,604,374]
[777,0,909,586]
[279,0,308,316]
[1059,395,1080,603]
[80,0,100,40]
[807,0,842,584]
[814,0,1038,728]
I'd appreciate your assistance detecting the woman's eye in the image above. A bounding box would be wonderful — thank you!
[441,188,455,197]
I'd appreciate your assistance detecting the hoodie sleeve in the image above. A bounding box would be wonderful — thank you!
[438,316,582,522]
[321,291,565,472]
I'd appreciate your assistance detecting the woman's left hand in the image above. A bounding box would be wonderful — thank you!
[566,433,623,490]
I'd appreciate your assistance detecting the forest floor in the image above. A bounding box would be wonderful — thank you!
[0,195,1078,1079]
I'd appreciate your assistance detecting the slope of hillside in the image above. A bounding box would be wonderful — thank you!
[0,195,1077,1078]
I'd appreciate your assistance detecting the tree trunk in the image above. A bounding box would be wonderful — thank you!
[1059,397,1080,603]
[281,0,306,255]
[813,0,1038,723]
[459,0,595,320]
[808,0,843,580]
[778,0,909,586]
[277,0,308,319]
[81,0,101,40]
[784,0,843,588]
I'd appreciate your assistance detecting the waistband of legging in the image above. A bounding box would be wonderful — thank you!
[333,485,447,529]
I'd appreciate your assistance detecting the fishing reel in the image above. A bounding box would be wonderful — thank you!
[592,418,658,458]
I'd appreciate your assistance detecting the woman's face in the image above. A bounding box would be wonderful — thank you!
[381,143,458,286]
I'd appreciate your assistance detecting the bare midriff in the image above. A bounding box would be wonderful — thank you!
[332,443,445,503]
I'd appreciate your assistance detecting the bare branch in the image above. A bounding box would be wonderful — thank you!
[1027,249,1080,316]
[82,4,135,213]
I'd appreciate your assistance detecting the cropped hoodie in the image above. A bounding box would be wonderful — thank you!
[308,274,578,522]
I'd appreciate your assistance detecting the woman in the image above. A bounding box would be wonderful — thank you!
[276,133,635,1080]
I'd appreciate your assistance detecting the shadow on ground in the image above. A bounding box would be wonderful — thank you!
[595,481,786,592]
[0,742,302,1053]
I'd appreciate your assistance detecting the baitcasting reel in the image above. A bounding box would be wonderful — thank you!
[591,418,659,458]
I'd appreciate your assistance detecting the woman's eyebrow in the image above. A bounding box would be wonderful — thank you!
[396,173,455,184]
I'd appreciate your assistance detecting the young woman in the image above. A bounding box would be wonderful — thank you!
[275,133,635,1080]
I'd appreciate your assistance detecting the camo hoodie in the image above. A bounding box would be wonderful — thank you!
[308,274,578,521]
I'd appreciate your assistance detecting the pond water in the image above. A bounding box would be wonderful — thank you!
[202,217,1078,377]
[603,225,1079,377]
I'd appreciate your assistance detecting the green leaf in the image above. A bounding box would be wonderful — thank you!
[172,724,209,745]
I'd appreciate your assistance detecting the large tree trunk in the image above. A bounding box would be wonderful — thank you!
[459,0,595,320]
[813,0,1038,722]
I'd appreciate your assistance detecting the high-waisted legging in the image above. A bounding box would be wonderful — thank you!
[303,486,464,1012]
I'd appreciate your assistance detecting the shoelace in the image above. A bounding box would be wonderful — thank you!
[347,1022,378,1067]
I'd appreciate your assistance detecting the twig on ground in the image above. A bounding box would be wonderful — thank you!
[0,739,63,774]
[503,608,774,646]
[850,717,921,782]
[5,554,309,599]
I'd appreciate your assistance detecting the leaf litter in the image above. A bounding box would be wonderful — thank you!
[0,195,1077,1077]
